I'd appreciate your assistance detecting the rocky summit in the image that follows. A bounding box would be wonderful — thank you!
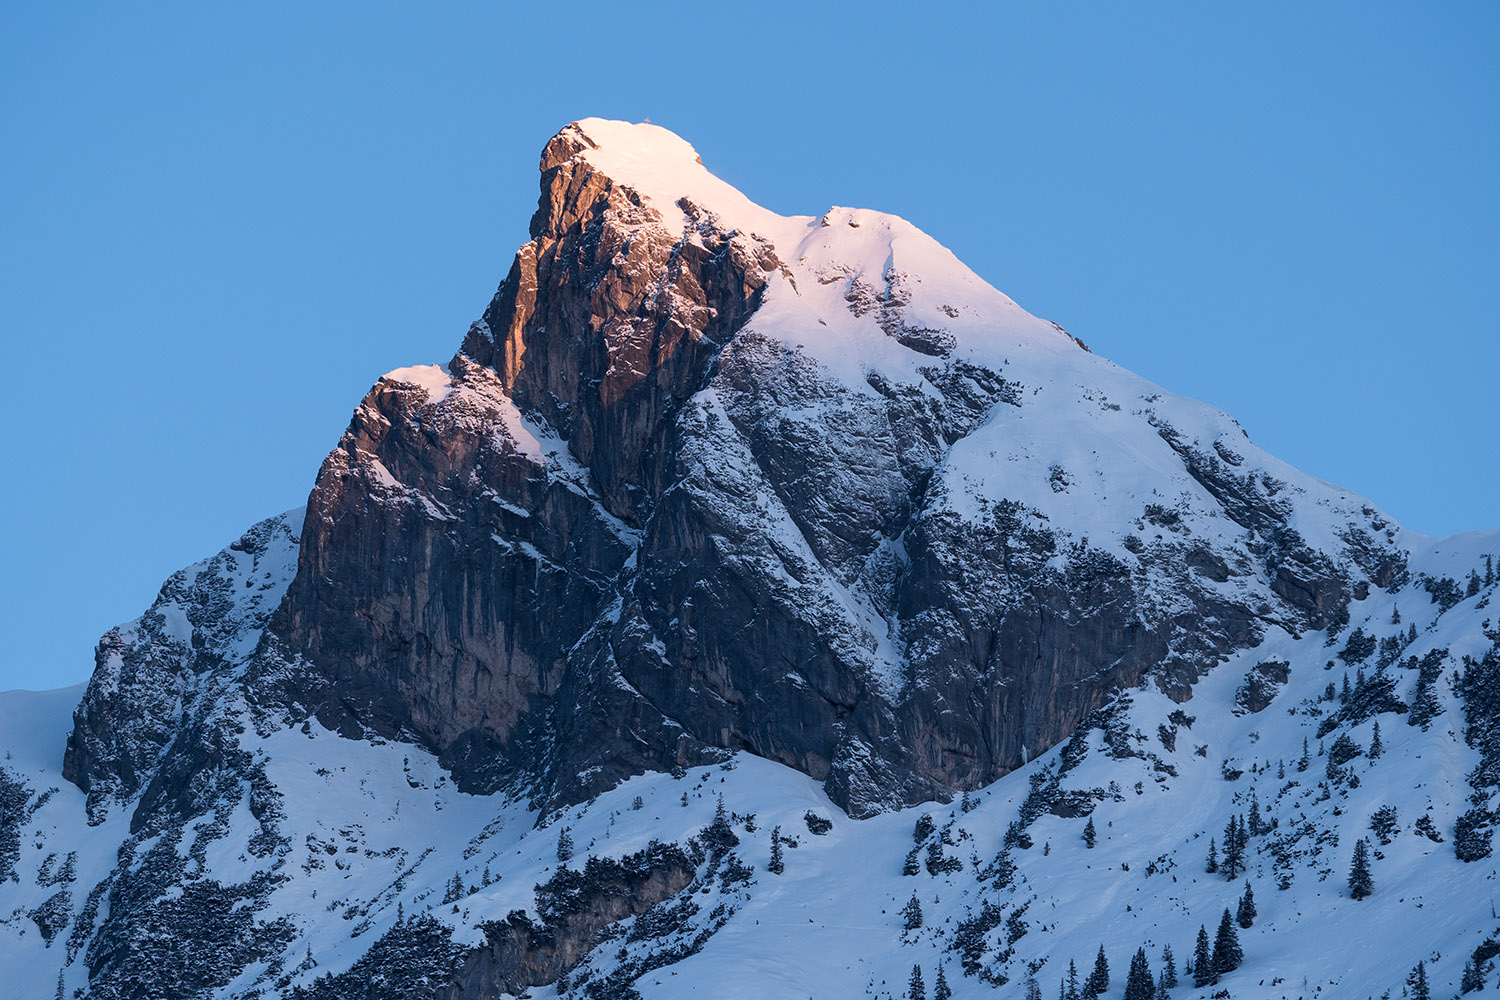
[3,120,1497,1000]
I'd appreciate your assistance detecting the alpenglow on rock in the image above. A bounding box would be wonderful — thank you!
[10,119,1497,1000]
[75,118,1402,820]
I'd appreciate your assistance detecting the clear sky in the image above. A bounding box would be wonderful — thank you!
[2,3,1496,693]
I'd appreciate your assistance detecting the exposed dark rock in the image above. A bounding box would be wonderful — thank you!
[1236,660,1291,714]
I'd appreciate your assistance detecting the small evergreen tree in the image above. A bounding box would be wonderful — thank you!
[1392,604,1402,624]
[1408,960,1431,1000]
[556,826,574,863]
[1248,798,1263,836]
[933,964,952,1000]
[1082,945,1109,998]
[1369,720,1383,760]
[1205,836,1218,874]
[1084,817,1097,848]
[908,963,926,1000]
[1349,838,1374,899]
[1212,908,1243,976]
[902,892,924,931]
[1065,958,1081,1000]
[632,794,644,810]
[768,826,785,875]
[1298,737,1310,772]
[1461,958,1484,993]
[1024,974,1043,1000]
[903,846,921,876]
[1123,947,1154,1000]
[1192,925,1214,986]
[1236,881,1257,928]
[1160,944,1177,989]
[703,794,740,856]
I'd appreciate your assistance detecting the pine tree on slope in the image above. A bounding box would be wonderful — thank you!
[1123,947,1155,1000]
[1082,945,1109,998]
[1084,817,1097,849]
[1408,960,1431,1000]
[1212,908,1243,976]
[1064,958,1081,1000]
[1192,925,1214,987]
[1349,838,1374,900]
[933,964,952,1000]
[768,826,785,875]
[1160,944,1177,990]
[902,892,924,931]
[908,964,926,1000]
[1236,881,1257,928]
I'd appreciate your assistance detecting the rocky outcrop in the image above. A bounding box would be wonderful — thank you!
[63,511,301,822]
[439,842,696,998]
[240,119,1408,817]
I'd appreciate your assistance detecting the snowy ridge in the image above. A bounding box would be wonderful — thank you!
[1,119,1495,999]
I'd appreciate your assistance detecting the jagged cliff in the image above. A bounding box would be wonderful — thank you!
[13,118,1493,1000]
[63,119,1408,821]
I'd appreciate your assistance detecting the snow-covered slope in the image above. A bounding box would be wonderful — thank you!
[1,120,1495,1000]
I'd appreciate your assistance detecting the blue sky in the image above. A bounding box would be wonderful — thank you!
[2,3,1496,692]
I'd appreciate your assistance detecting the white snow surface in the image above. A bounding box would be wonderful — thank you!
[1,121,1495,999]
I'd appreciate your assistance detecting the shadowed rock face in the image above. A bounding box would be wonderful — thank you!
[67,120,1407,820]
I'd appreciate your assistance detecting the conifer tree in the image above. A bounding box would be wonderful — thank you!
[1205,837,1218,874]
[903,846,921,876]
[1236,881,1256,928]
[902,891,924,931]
[1461,958,1483,993]
[556,826,574,863]
[908,963,926,1000]
[1349,837,1374,899]
[1123,947,1154,1000]
[1298,737,1310,772]
[933,964,952,1000]
[1082,945,1109,998]
[1160,944,1177,989]
[1369,720,1383,760]
[1024,974,1043,1000]
[1392,604,1402,624]
[55,971,64,1000]
[1248,798,1263,836]
[1192,926,1214,987]
[1065,958,1081,1000]
[1212,908,1243,976]
[1408,960,1430,1000]
[1084,817,1097,848]
[768,826,785,875]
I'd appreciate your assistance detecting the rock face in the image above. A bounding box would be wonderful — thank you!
[22,119,1493,1000]
[107,117,1397,819]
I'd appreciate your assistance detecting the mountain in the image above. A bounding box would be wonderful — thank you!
[2,119,1496,1000]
